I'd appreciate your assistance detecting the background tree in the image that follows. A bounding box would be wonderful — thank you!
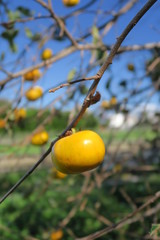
[0,0,160,239]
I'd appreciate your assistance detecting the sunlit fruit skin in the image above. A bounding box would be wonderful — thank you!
[14,108,26,121]
[25,86,43,101]
[31,131,49,145]
[41,48,53,60]
[51,130,105,174]
[63,0,80,7]
[50,229,63,240]
[24,69,41,81]
[0,119,6,128]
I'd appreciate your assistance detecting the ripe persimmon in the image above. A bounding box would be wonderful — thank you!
[25,86,43,101]
[62,0,79,7]
[41,48,53,60]
[51,130,105,174]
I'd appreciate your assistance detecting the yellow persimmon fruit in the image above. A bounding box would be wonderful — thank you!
[25,86,43,101]
[31,131,49,145]
[0,119,6,128]
[62,0,80,7]
[24,71,33,81]
[50,229,63,240]
[24,69,41,81]
[51,130,105,174]
[101,100,110,109]
[32,69,41,80]
[14,108,26,121]
[41,48,53,60]
[109,96,117,106]
[127,63,135,71]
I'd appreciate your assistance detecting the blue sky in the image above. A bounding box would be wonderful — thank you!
[0,0,160,112]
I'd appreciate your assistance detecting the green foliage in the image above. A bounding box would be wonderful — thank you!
[1,29,19,52]
[25,27,33,38]
[67,68,77,82]
[91,25,107,64]
[105,77,112,90]
[17,7,32,17]
[1,169,160,239]
[150,224,160,237]
[6,108,99,133]
[77,112,98,129]
[7,10,20,22]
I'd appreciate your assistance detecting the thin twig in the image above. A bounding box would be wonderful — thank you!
[49,75,98,93]
[77,191,160,240]
[35,0,79,47]
[0,0,157,205]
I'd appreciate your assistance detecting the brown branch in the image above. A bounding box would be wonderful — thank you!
[97,0,158,78]
[1,41,159,88]
[102,0,139,36]
[0,0,157,205]
[77,191,160,240]
[0,45,76,87]
[35,0,78,47]
[49,75,98,93]
[0,0,141,88]
[1,15,51,28]
[78,0,138,42]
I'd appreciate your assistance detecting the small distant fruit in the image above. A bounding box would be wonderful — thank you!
[127,63,135,72]
[0,119,6,128]
[24,71,33,81]
[25,86,43,101]
[14,108,26,121]
[101,100,110,109]
[24,69,41,81]
[51,130,105,174]
[62,0,80,7]
[31,131,49,145]
[109,96,117,106]
[50,229,63,240]
[41,48,53,60]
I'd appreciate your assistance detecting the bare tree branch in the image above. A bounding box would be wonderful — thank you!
[0,0,157,205]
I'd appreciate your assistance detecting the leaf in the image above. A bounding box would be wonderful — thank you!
[17,6,32,16]
[7,10,20,21]
[96,49,107,63]
[105,77,112,89]
[119,80,127,88]
[25,27,33,38]
[150,224,160,237]
[92,25,100,44]
[0,52,5,61]
[91,25,107,64]
[31,33,41,42]
[1,29,19,52]
[79,84,88,95]
[67,69,76,82]
[1,29,19,40]
[9,42,18,52]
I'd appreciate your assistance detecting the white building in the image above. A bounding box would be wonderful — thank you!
[108,113,138,129]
